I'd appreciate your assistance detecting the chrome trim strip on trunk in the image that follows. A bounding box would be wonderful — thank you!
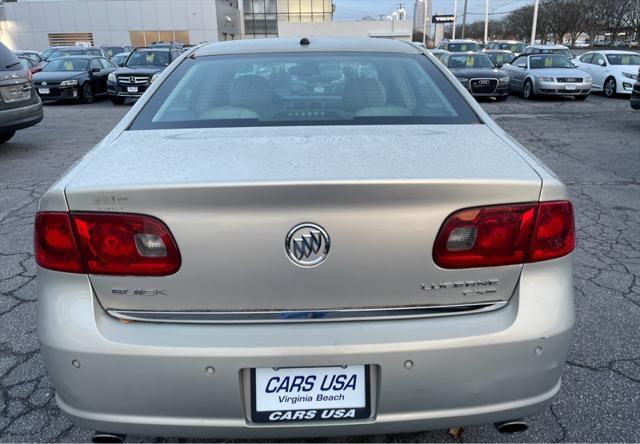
[107,301,508,324]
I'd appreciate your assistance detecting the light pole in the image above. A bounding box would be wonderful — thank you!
[452,0,458,39]
[530,0,540,45]
[461,0,468,38]
[483,0,489,43]
[422,0,428,45]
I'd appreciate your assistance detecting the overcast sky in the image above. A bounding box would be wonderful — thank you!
[332,0,531,22]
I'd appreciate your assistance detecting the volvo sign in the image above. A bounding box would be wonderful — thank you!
[432,14,455,24]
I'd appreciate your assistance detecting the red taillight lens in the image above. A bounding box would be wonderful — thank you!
[433,201,574,269]
[527,201,574,263]
[71,213,181,275]
[35,212,85,273]
[34,212,181,276]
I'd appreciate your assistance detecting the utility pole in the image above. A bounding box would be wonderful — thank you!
[483,0,489,43]
[530,0,540,45]
[452,0,458,39]
[422,0,428,45]
[461,0,469,38]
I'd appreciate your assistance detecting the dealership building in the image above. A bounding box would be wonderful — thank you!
[0,0,420,51]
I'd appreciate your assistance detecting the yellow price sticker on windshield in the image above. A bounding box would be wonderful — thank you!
[544,57,553,67]
[621,56,630,64]
[466,57,475,67]
[146,53,156,63]
[64,61,74,70]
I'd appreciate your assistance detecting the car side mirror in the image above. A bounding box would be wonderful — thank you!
[496,63,504,68]
[91,67,100,73]
[597,59,605,66]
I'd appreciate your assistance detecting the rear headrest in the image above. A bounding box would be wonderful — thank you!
[229,75,273,109]
[343,78,386,112]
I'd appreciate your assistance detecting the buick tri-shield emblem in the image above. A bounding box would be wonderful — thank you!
[285,223,330,267]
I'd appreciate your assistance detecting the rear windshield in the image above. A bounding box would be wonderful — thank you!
[487,52,514,65]
[130,52,479,130]
[102,46,124,58]
[126,51,170,67]
[49,49,85,60]
[527,48,573,59]
[497,43,524,53]
[448,42,480,52]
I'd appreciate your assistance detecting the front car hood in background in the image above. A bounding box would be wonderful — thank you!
[449,68,505,79]
[115,66,166,76]
[32,71,85,83]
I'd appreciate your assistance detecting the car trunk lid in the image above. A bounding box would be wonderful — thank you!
[65,125,541,315]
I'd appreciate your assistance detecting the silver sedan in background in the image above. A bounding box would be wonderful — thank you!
[504,53,592,99]
[36,38,575,441]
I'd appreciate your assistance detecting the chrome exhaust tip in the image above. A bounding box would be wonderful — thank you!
[91,432,126,443]
[494,419,528,434]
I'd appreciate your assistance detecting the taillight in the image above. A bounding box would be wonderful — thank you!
[26,70,32,82]
[35,212,181,276]
[433,201,574,269]
[35,213,85,273]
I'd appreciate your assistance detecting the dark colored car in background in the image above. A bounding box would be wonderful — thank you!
[0,43,43,144]
[437,39,481,53]
[33,56,117,104]
[41,46,104,64]
[107,47,181,104]
[485,40,525,56]
[111,52,130,67]
[18,57,42,74]
[483,50,516,66]
[101,45,133,59]
[631,67,640,109]
[443,52,510,101]
[15,50,43,65]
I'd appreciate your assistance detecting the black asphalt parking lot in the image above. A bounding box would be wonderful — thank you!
[1,93,639,443]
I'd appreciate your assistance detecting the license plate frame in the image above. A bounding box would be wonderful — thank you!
[127,86,138,93]
[250,365,372,424]
[38,88,50,95]
[565,84,577,91]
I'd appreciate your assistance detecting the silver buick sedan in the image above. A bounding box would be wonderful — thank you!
[36,38,575,441]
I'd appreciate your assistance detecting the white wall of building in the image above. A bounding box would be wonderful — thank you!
[0,0,239,50]
[277,20,413,41]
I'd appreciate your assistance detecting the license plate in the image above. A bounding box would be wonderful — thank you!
[127,86,138,93]
[565,84,577,90]
[251,365,371,423]
[38,88,50,95]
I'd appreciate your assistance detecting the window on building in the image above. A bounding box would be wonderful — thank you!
[244,0,333,38]
[129,30,190,47]
[48,33,94,47]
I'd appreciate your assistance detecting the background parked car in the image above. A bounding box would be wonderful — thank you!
[33,55,117,104]
[14,50,42,65]
[429,48,449,63]
[503,53,591,100]
[524,44,575,60]
[100,45,132,59]
[41,46,104,64]
[18,57,42,74]
[573,50,640,97]
[443,52,510,101]
[0,42,43,144]
[631,67,640,109]
[107,47,181,104]
[485,40,525,56]
[111,52,130,67]
[483,50,516,66]
[437,39,481,53]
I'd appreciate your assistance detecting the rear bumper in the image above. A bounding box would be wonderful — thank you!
[38,255,574,438]
[0,100,43,132]
[631,88,640,109]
